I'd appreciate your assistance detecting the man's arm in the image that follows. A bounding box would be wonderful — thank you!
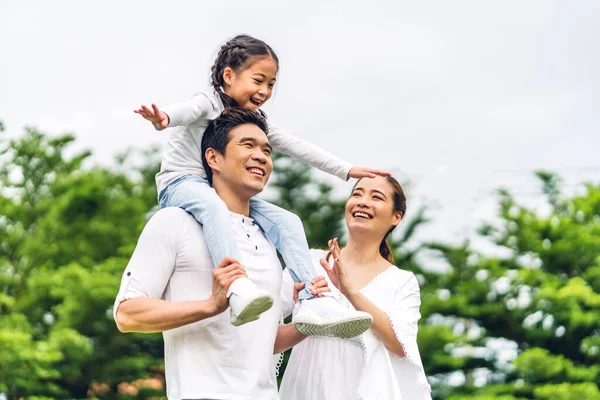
[273,280,308,353]
[116,257,246,333]
[272,278,329,354]
[116,298,217,333]
[274,323,306,354]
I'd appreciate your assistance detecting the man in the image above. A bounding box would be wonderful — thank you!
[114,108,369,399]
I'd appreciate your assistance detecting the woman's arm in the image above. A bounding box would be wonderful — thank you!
[344,290,406,357]
[322,239,411,357]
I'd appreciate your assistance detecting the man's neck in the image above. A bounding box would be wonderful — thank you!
[212,180,252,216]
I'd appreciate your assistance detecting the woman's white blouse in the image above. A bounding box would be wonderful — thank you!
[279,249,432,400]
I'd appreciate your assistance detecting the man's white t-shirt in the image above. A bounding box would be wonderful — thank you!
[114,207,282,400]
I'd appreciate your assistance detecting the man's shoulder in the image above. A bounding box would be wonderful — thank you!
[152,207,195,222]
[148,208,203,236]
[145,208,211,258]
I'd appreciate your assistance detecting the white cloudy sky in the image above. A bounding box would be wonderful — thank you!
[1,1,598,245]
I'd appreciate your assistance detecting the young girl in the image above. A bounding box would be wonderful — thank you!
[135,34,387,335]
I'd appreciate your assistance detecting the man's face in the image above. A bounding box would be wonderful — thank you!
[214,123,273,198]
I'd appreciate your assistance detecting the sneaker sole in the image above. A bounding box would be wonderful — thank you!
[230,295,274,327]
[293,315,373,338]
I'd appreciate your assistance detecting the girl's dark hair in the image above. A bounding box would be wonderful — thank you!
[210,34,279,111]
[354,176,407,263]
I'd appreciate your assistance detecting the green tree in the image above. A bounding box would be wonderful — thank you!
[419,172,600,399]
[0,123,163,398]
[7,123,598,400]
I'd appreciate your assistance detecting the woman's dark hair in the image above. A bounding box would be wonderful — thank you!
[201,107,268,185]
[210,34,279,110]
[354,176,407,263]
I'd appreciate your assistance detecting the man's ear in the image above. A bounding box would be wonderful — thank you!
[205,148,221,173]
[222,67,234,86]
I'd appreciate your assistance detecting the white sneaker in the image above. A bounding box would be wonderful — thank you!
[292,295,373,338]
[228,277,274,326]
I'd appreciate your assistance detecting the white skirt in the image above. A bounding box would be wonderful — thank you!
[279,336,365,400]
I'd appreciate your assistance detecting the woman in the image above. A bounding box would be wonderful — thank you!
[275,175,432,400]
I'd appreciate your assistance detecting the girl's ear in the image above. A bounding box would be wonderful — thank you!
[391,211,403,227]
[222,67,234,86]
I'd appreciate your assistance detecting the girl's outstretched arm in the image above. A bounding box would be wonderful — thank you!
[134,92,216,131]
[267,122,389,181]
[134,103,170,130]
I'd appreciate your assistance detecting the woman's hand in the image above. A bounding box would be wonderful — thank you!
[320,238,356,297]
[293,276,330,303]
[134,103,170,130]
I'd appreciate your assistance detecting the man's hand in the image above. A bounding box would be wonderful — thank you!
[134,103,170,131]
[347,166,391,180]
[209,256,247,315]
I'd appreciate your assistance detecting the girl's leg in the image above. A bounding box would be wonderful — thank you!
[160,176,242,265]
[161,176,273,326]
[249,199,373,338]
[249,197,316,300]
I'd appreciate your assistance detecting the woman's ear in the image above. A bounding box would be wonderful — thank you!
[391,211,403,227]
[222,67,234,86]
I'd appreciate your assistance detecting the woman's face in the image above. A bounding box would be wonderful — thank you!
[345,176,402,238]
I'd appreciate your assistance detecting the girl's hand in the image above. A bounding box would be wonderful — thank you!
[347,166,391,180]
[320,238,356,297]
[134,103,170,131]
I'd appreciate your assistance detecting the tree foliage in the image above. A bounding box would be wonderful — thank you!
[1,123,598,399]
[421,172,600,399]
[0,124,163,399]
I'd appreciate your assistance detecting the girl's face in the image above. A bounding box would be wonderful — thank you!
[345,176,402,239]
[223,56,278,111]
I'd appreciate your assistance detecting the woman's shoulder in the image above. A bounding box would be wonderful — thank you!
[386,265,420,287]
